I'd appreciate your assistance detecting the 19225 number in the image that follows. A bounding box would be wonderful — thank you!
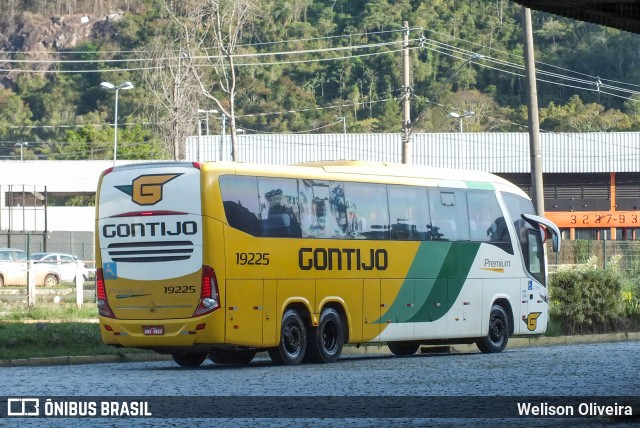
[236,252,270,265]
[164,285,196,294]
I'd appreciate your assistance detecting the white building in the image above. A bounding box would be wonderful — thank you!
[0,160,147,258]
[1,131,639,252]
[0,160,115,232]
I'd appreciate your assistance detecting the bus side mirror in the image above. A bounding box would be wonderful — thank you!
[522,213,561,254]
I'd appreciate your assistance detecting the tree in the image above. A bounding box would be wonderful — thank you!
[0,88,33,158]
[153,0,260,161]
[140,5,201,160]
[540,95,631,132]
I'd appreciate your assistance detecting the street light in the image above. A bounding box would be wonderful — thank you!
[448,111,475,133]
[100,81,134,165]
[197,109,219,162]
[406,53,484,163]
[198,109,219,136]
[198,110,227,161]
[14,142,28,161]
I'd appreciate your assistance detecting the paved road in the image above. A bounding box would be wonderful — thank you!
[2,341,639,427]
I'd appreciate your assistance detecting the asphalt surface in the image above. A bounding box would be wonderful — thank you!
[2,331,639,367]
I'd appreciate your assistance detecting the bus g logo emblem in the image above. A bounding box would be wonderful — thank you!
[524,312,542,331]
[116,174,182,206]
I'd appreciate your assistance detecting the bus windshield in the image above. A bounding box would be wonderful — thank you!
[501,193,545,285]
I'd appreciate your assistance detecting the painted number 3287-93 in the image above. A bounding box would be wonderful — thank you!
[236,252,270,265]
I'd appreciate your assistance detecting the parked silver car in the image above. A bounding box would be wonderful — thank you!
[31,252,90,283]
[0,248,61,287]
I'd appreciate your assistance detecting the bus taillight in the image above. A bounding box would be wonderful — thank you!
[96,268,115,318]
[194,265,220,317]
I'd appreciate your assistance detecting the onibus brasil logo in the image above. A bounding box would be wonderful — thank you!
[115,174,182,206]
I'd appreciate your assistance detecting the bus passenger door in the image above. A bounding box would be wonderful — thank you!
[225,280,263,346]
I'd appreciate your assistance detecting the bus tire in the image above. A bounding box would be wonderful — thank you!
[307,308,344,363]
[388,342,420,356]
[268,309,307,365]
[209,349,256,365]
[476,304,509,353]
[171,352,208,367]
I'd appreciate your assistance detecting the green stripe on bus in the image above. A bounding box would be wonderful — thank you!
[410,242,480,323]
[374,242,481,324]
[465,181,495,190]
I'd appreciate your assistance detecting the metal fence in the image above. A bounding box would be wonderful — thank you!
[0,231,95,268]
[4,231,639,279]
[550,239,640,278]
[186,132,640,173]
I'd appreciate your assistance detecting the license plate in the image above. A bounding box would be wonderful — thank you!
[143,325,164,335]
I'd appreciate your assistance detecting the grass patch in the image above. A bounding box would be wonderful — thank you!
[0,321,148,360]
[1,302,99,321]
[0,302,148,360]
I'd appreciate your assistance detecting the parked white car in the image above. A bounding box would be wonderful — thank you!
[31,252,90,284]
[0,248,61,287]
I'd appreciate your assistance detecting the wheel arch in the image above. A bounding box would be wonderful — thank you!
[318,299,350,344]
[281,300,313,330]
[492,297,514,336]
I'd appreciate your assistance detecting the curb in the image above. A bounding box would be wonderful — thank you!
[0,352,173,367]
[1,332,639,367]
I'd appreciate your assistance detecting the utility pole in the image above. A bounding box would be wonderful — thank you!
[523,7,545,216]
[401,21,411,164]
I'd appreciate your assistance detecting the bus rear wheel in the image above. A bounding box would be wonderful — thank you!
[307,308,344,363]
[171,352,208,367]
[209,349,257,365]
[388,342,420,356]
[476,304,509,353]
[268,309,307,365]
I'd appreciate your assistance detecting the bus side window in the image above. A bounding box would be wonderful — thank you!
[299,180,345,238]
[388,185,430,241]
[428,189,470,241]
[219,175,262,236]
[343,182,390,240]
[258,178,301,238]
[467,191,509,243]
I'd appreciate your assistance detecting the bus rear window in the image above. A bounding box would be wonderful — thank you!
[220,175,302,237]
[220,175,262,236]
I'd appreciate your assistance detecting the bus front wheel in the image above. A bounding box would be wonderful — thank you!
[269,309,307,365]
[171,352,208,367]
[476,304,509,353]
[307,308,344,363]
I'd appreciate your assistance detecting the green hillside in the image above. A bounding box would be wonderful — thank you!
[0,0,639,160]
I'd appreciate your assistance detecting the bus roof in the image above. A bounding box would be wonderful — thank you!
[202,160,527,197]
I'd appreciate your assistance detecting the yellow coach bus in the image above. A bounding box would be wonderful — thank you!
[95,161,560,367]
